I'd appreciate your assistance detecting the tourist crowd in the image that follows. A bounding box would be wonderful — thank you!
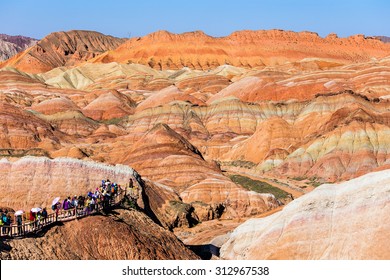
[0,178,134,236]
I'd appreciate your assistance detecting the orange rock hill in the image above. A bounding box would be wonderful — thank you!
[93,30,390,70]
[0,30,124,73]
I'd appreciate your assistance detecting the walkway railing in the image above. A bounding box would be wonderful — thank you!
[0,187,132,239]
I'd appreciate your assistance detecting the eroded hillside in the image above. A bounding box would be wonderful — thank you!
[1,29,390,260]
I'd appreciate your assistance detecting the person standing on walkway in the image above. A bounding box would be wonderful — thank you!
[55,202,60,221]
[29,210,36,230]
[4,212,11,236]
[0,210,5,235]
[42,208,48,224]
[128,178,134,196]
[129,178,134,188]
[90,197,96,212]
[16,214,23,235]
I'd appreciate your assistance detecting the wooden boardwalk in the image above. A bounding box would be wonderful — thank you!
[0,187,133,239]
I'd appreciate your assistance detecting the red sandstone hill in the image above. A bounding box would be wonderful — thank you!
[0,30,125,73]
[2,29,390,74]
[92,29,390,70]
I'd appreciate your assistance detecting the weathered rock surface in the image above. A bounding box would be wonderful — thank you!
[81,89,135,120]
[0,102,62,151]
[208,57,390,102]
[0,209,199,260]
[1,28,390,262]
[121,123,279,220]
[119,90,390,182]
[0,30,124,73]
[1,60,390,183]
[220,169,390,259]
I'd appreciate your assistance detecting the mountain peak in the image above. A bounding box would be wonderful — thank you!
[0,30,125,73]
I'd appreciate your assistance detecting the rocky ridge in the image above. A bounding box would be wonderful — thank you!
[92,30,390,70]
[0,30,124,73]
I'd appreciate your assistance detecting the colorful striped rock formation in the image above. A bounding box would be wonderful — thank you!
[91,30,390,70]
[220,169,390,259]
[1,29,390,260]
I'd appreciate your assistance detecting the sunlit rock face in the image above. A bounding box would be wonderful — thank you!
[0,30,124,73]
[220,169,390,260]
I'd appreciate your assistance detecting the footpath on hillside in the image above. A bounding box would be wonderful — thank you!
[0,178,140,239]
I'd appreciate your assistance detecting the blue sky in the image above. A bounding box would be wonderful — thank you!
[2,0,389,39]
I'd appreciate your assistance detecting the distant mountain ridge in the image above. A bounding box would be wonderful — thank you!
[375,36,390,43]
[0,34,38,61]
[2,29,390,73]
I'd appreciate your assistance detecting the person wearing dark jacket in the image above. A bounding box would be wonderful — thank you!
[42,208,48,224]
[16,214,23,235]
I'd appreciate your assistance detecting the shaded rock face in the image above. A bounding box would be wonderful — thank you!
[1,30,124,73]
[0,209,199,260]
[0,34,37,61]
[220,169,390,260]
[140,179,201,230]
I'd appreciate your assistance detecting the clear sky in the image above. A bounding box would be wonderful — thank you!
[2,0,389,39]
